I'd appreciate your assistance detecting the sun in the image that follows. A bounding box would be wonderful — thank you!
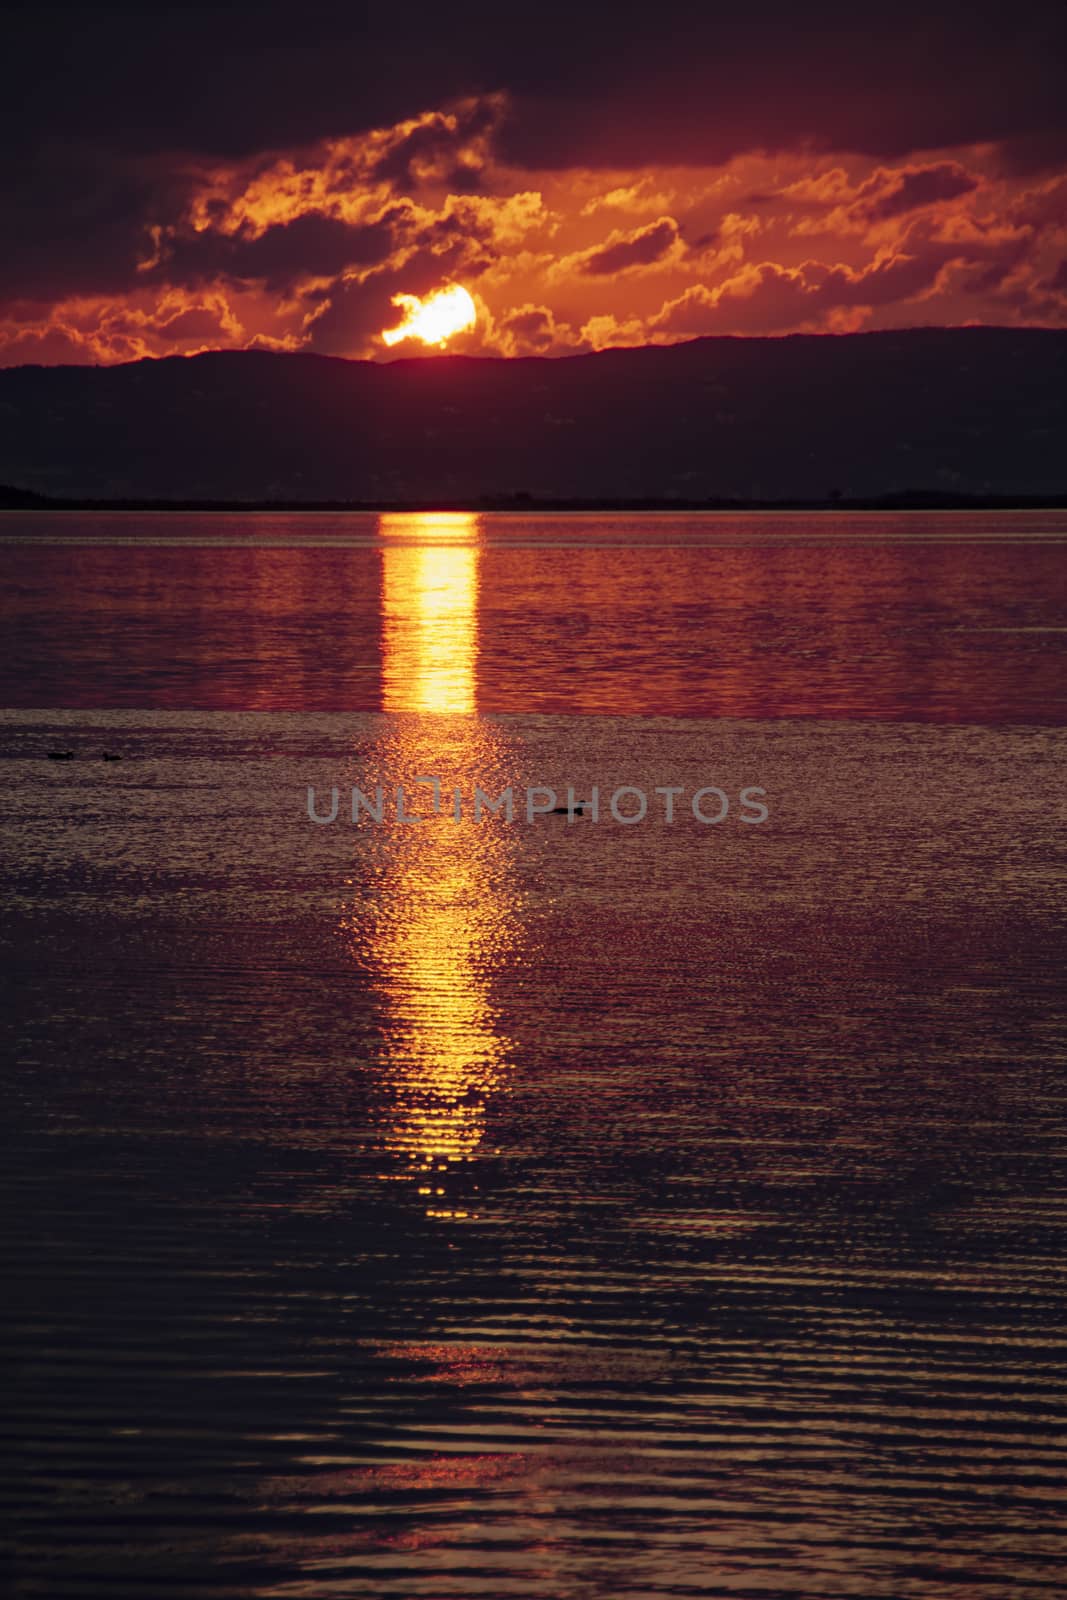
[381,284,477,350]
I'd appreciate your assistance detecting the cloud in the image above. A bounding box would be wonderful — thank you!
[365,97,504,191]
[579,217,682,275]
[578,312,652,351]
[776,161,984,241]
[1008,175,1067,230]
[580,181,678,218]
[0,30,1064,368]
[852,162,980,222]
[0,142,195,306]
[493,303,585,356]
[162,213,401,291]
[4,4,1066,183]
[0,289,247,366]
[647,216,1037,338]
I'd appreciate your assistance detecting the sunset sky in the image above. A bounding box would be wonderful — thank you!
[4,1,1066,365]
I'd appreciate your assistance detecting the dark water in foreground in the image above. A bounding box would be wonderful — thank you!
[2,514,1067,1598]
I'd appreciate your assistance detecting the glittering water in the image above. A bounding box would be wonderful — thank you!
[2,512,1067,1598]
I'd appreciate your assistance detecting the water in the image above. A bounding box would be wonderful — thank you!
[2,512,1066,1598]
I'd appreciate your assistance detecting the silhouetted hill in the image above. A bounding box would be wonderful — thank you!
[0,328,1064,503]
[0,482,53,508]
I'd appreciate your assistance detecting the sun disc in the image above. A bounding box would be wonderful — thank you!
[381,284,477,350]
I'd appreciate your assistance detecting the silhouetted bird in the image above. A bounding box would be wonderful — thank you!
[46,750,75,760]
[101,753,122,761]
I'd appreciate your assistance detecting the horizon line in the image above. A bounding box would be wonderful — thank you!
[3,321,1067,376]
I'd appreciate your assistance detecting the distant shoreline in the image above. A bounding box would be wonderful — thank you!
[3,486,1067,514]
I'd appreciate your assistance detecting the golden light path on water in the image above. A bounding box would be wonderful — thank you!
[380,513,478,716]
[347,512,520,1188]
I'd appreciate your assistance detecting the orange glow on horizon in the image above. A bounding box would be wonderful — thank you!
[381,284,477,350]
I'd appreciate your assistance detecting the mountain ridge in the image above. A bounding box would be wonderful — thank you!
[2,326,1064,503]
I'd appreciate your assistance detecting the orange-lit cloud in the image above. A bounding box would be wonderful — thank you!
[577,217,683,276]
[2,94,1066,368]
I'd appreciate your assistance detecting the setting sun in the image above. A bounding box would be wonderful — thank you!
[381,283,476,350]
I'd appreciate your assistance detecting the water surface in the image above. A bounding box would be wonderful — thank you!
[2,513,1066,1598]
[3,509,1066,720]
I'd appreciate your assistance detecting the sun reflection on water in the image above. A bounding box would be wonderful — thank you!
[380,513,480,716]
[346,512,521,1182]
[369,843,515,1174]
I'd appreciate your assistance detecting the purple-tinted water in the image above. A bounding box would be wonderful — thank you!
[2,509,1066,720]
[2,513,1066,1598]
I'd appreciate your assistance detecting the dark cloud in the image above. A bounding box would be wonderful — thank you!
[153,305,233,343]
[496,305,567,354]
[1008,177,1067,230]
[161,213,399,291]
[501,307,554,343]
[4,2,1065,171]
[366,99,502,191]
[582,218,680,275]
[854,163,979,222]
[651,219,1033,337]
[0,142,191,306]
[993,129,1067,176]
[494,4,1067,170]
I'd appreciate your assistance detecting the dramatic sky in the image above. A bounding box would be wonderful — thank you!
[3,0,1066,364]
